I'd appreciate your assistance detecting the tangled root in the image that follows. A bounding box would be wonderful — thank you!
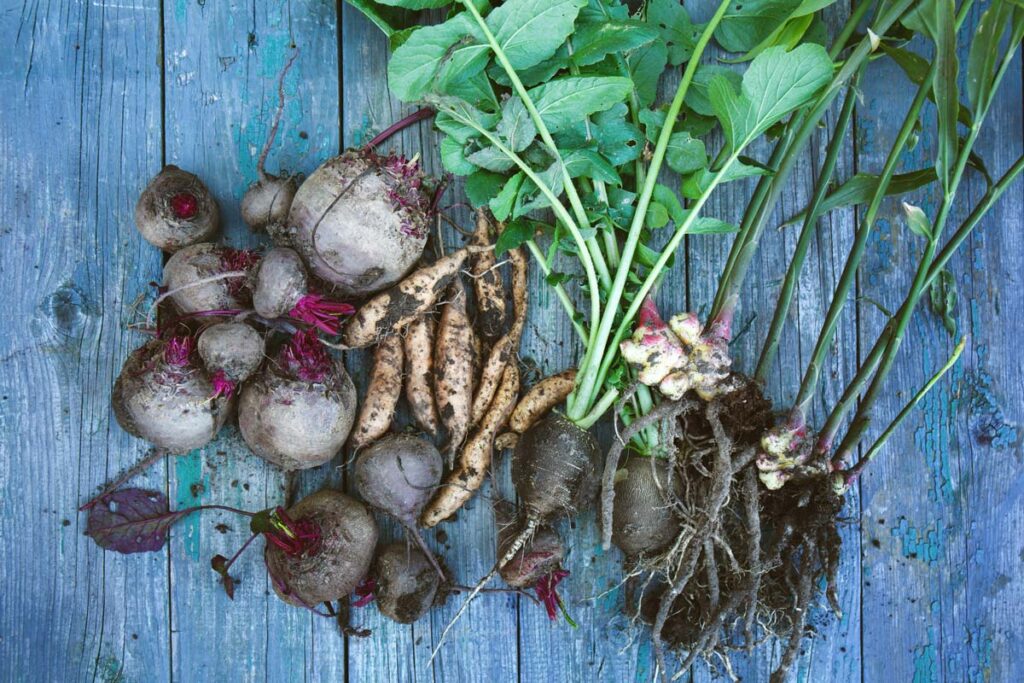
[610,375,843,682]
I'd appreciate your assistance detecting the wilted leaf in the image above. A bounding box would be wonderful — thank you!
[85,489,191,554]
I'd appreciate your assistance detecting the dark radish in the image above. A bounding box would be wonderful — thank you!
[353,434,445,579]
[372,542,442,624]
[251,247,308,319]
[611,454,682,557]
[112,336,231,453]
[239,329,357,470]
[159,243,260,315]
[241,52,300,233]
[135,165,220,252]
[196,321,266,397]
[265,489,378,608]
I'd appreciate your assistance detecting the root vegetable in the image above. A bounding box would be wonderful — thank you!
[265,489,378,607]
[495,502,564,589]
[420,362,519,528]
[135,165,219,252]
[611,454,682,557]
[161,243,260,314]
[508,369,577,434]
[373,542,442,624]
[197,321,265,393]
[342,246,486,348]
[470,209,507,342]
[286,149,432,297]
[112,337,231,453]
[350,334,404,449]
[434,277,476,453]
[404,315,439,435]
[239,330,357,470]
[252,247,308,319]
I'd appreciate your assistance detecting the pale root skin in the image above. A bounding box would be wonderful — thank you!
[162,243,248,314]
[404,315,440,435]
[434,278,476,455]
[507,369,577,434]
[242,174,298,233]
[342,246,488,348]
[264,490,378,607]
[252,247,308,319]
[354,434,444,524]
[134,165,219,252]
[350,334,405,450]
[197,322,265,382]
[470,245,527,427]
[421,362,519,528]
[470,209,508,342]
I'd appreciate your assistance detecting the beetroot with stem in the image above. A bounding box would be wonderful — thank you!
[135,165,220,252]
[239,329,357,470]
[353,434,446,579]
[250,246,355,333]
[284,108,435,297]
[158,243,260,317]
[372,542,442,624]
[112,336,232,453]
[196,321,265,397]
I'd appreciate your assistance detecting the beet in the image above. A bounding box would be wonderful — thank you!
[112,337,231,452]
[238,331,357,470]
[197,322,265,384]
[135,165,219,252]
[373,542,441,623]
[242,173,299,233]
[611,454,683,557]
[286,149,431,297]
[251,247,308,319]
[265,489,378,607]
[354,433,443,525]
[496,503,565,589]
[162,243,258,314]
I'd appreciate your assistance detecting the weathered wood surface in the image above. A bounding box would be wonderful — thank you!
[0,0,1020,681]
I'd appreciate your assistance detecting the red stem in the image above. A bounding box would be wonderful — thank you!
[366,107,434,149]
[257,49,300,179]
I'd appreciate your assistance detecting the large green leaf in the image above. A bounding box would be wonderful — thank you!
[490,172,525,221]
[709,44,833,153]
[497,97,537,152]
[563,149,622,185]
[374,0,450,8]
[527,76,634,133]
[344,0,419,37]
[487,0,587,70]
[686,65,742,117]
[387,14,479,101]
[714,0,803,53]
[440,135,478,175]
[570,21,659,66]
[646,0,703,65]
[665,132,707,175]
[626,39,669,108]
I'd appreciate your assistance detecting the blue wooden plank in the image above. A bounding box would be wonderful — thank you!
[160,0,342,680]
[0,0,168,681]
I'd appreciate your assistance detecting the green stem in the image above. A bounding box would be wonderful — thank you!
[841,337,965,486]
[577,386,621,430]
[754,70,860,382]
[567,0,732,422]
[525,239,588,342]
[790,62,935,421]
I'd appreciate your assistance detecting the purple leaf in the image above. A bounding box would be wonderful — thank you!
[85,488,191,554]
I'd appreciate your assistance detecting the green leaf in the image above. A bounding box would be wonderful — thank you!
[495,216,536,254]
[782,168,938,225]
[652,184,685,225]
[686,65,742,117]
[690,217,739,234]
[465,170,507,207]
[681,159,769,199]
[466,144,516,172]
[665,132,707,175]
[374,0,450,8]
[714,0,803,53]
[528,76,634,133]
[563,149,622,185]
[966,0,1016,114]
[546,271,574,286]
[440,135,478,175]
[571,21,659,66]
[646,0,703,65]
[878,43,973,128]
[514,161,565,217]
[645,202,669,229]
[902,201,933,240]
[487,0,588,70]
[388,15,479,101]
[490,172,525,221]
[709,44,833,153]
[626,39,669,108]
[344,0,418,38]
[488,45,569,88]
[498,97,537,152]
[929,269,958,336]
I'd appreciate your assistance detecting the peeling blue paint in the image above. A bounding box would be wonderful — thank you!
[913,629,938,683]
[175,451,206,561]
[892,517,942,564]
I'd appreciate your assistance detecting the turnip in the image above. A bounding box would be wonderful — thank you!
[196,321,265,398]
[160,243,260,315]
[238,329,357,470]
[372,542,441,624]
[135,165,219,252]
[265,489,378,608]
[610,454,682,558]
[112,336,231,453]
[353,433,445,578]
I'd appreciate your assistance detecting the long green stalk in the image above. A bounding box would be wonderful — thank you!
[524,239,588,342]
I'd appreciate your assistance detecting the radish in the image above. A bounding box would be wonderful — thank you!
[238,329,357,470]
[372,542,442,624]
[265,489,378,608]
[112,336,231,453]
[196,322,265,398]
[135,165,219,252]
[161,243,260,315]
[610,455,682,558]
[353,434,445,578]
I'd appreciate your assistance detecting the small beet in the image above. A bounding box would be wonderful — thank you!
[611,454,683,557]
[373,542,441,624]
[197,322,265,384]
[252,247,308,319]
[354,434,443,526]
[162,243,259,314]
[496,502,564,589]
[265,489,378,607]
[242,173,299,233]
[112,337,231,453]
[135,165,219,252]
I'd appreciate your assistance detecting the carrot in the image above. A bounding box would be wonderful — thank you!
[342,246,488,348]
[470,209,507,343]
[349,333,404,449]
[420,362,519,528]
[404,314,440,436]
[435,277,476,457]
[508,369,577,434]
